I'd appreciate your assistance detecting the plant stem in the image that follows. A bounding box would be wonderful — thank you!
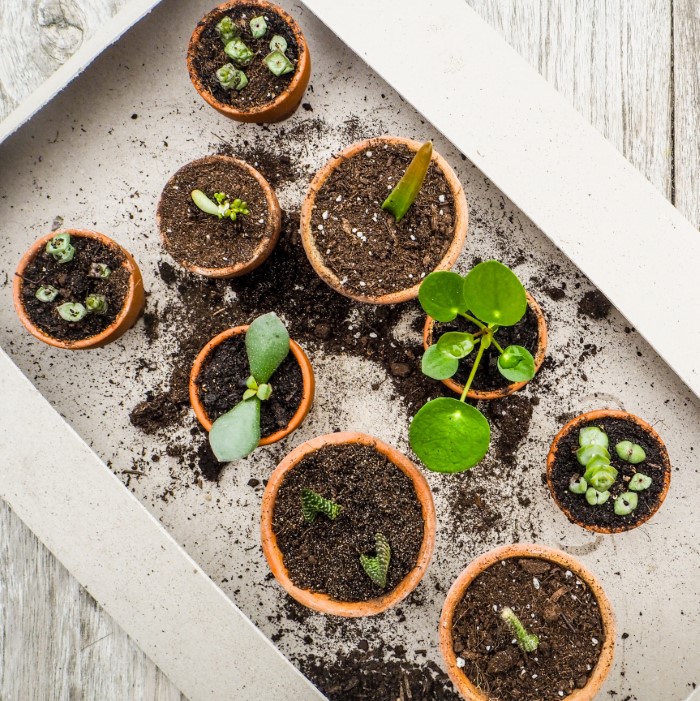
[491,337,505,354]
[460,337,487,401]
[460,312,487,330]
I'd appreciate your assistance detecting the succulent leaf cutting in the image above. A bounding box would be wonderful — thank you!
[301,489,342,523]
[191,189,250,221]
[359,533,391,589]
[500,606,539,653]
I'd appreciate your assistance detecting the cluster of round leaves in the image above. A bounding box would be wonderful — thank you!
[409,261,535,473]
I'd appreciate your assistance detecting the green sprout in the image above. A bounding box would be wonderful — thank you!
[409,261,536,473]
[46,232,75,263]
[57,302,86,322]
[88,262,111,279]
[579,426,608,448]
[615,441,646,464]
[359,533,391,589]
[263,50,294,76]
[216,63,248,91]
[85,294,107,315]
[569,475,587,494]
[208,313,290,462]
[629,473,652,491]
[500,607,539,653]
[191,190,250,221]
[224,37,254,66]
[242,375,273,401]
[381,140,432,223]
[35,285,59,303]
[269,34,287,52]
[614,491,638,516]
[585,487,610,505]
[216,16,239,44]
[577,428,618,492]
[250,15,267,38]
[301,489,342,523]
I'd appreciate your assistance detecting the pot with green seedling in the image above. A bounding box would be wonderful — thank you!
[13,229,145,349]
[547,409,671,533]
[300,136,468,304]
[409,260,547,474]
[187,0,311,123]
[157,155,282,278]
[440,543,616,701]
[260,432,437,616]
[189,313,315,466]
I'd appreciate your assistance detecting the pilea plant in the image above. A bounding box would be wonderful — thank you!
[359,533,391,589]
[500,607,539,653]
[569,426,652,516]
[409,260,535,473]
[209,312,290,462]
[191,189,250,221]
[381,140,432,223]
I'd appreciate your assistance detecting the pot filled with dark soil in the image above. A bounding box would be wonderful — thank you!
[187,0,311,123]
[13,229,145,350]
[157,155,282,278]
[440,544,615,701]
[300,136,468,304]
[423,291,548,400]
[189,324,314,446]
[261,432,436,616]
[546,409,671,533]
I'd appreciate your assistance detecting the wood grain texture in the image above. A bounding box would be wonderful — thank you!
[0,500,186,701]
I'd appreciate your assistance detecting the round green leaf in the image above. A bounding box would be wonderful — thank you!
[409,398,490,473]
[245,312,290,383]
[209,398,261,462]
[436,331,475,359]
[421,345,459,380]
[497,345,535,382]
[418,271,468,322]
[463,260,527,326]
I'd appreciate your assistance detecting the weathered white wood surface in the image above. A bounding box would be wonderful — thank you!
[0,0,698,699]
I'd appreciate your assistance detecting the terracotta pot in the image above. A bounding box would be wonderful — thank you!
[261,432,437,616]
[546,409,671,534]
[440,543,616,701]
[300,136,469,305]
[423,291,547,401]
[189,325,314,446]
[13,229,145,350]
[157,155,282,278]
[187,0,311,123]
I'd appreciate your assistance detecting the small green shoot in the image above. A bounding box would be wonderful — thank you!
[85,294,107,315]
[585,488,610,505]
[243,375,273,401]
[191,190,250,221]
[359,533,391,589]
[250,16,267,38]
[301,489,342,523]
[269,35,287,52]
[88,263,111,279]
[629,473,652,491]
[614,492,638,516]
[36,285,59,303]
[615,441,646,464]
[46,232,75,263]
[500,607,539,653]
[381,141,432,223]
[569,475,587,494]
[216,16,239,44]
[224,37,254,66]
[216,63,248,91]
[57,302,86,322]
[263,50,294,76]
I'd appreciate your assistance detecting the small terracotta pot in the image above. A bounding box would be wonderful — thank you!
[189,325,314,446]
[423,291,547,401]
[300,136,469,305]
[187,0,311,123]
[440,543,616,701]
[261,432,437,616]
[157,155,282,278]
[13,229,145,350]
[546,409,671,534]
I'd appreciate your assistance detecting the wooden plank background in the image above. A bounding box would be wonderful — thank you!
[0,0,697,698]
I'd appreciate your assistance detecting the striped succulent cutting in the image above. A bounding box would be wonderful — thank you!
[359,533,391,589]
[301,488,342,523]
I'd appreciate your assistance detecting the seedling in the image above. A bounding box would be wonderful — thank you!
[85,294,107,315]
[191,190,250,221]
[500,607,539,653]
[208,313,291,462]
[35,285,59,303]
[381,141,432,223]
[216,64,248,91]
[269,35,287,52]
[629,473,652,491]
[88,263,111,279]
[615,441,646,464]
[45,232,75,263]
[409,261,536,473]
[301,489,342,523]
[614,492,638,516]
[224,37,254,66]
[263,50,294,76]
[585,488,610,505]
[359,533,391,588]
[216,16,239,44]
[250,16,267,39]
[58,302,86,322]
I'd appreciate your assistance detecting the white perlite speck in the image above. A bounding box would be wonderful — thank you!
[335,195,342,202]
[317,224,323,231]
[322,211,329,220]
[456,657,465,669]
[533,577,540,589]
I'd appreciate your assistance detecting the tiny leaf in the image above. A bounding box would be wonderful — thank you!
[436,331,475,359]
[301,489,342,523]
[418,271,468,322]
[569,475,587,494]
[421,345,459,380]
[615,441,646,464]
[245,312,290,383]
[463,260,527,326]
[614,491,638,516]
[381,141,433,223]
[497,345,535,382]
[191,190,220,216]
[359,533,391,588]
[576,444,610,467]
[209,398,261,462]
[579,426,609,449]
[263,50,294,76]
[629,473,652,491]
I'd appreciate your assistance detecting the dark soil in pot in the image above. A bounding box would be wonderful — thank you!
[158,158,271,270]
[434,305,539,392]
[452,558,604,700]
[272,443,424,602]
[192,4,299,112]
[20,235,129,342]
[310,143,455,297]
[550,416,670,531]
[194,332,302,437]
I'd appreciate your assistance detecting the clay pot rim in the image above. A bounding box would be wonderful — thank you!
[189,325,315,446]
[13,228,142,350]
[300,136,469,305]
[439,543,616,701]
[423,290,548,400]
[260,431,437,617]
[187,0,310,122]
[546,409,672,534]
[156,154,282,278]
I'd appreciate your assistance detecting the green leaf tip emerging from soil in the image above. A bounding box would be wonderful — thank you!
[381,140,433,223]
